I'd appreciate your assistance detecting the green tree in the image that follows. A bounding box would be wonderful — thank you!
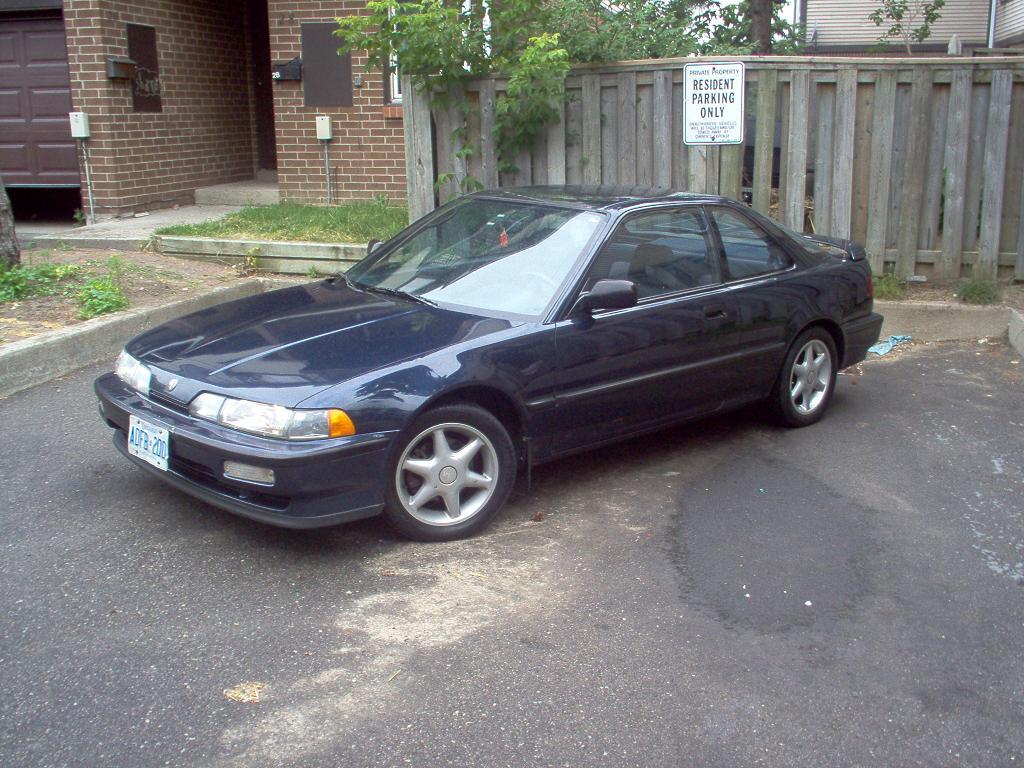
[701,0,803,55]
[869,0,946,55]
[335,1,794,174]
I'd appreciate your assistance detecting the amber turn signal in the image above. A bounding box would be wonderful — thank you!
[328,409,357,438]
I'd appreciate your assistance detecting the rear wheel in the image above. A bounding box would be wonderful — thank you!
[769,327,837,428]
[383,404,516,541]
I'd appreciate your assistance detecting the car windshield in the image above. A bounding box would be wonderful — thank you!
[345,198,606,317]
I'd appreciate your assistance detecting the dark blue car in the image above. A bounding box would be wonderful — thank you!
[95,187,883,541]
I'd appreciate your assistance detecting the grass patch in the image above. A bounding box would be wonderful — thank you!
[155,201,409,243]
[872,272,907,300]
[957,277,1001,305]
[0,261,81,302]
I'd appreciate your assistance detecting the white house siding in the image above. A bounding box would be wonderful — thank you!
[805,0,989,48]
[996,0,1024,44]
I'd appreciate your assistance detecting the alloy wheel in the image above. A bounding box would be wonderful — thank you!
[789,339,832,415]
[395,422,499,526]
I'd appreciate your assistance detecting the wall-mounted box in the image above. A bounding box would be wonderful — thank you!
[315,115,332,141]
[106,56,137,80]
[69,111,90,139]
[272,57,302,81]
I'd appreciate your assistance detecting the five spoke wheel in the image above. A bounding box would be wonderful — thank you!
[789,339,832,415]
[770,327,837,428]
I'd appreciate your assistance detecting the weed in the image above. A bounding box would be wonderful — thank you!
[237,246,261,276]
[872,272,907,300]
[0,267,28,301]
[73,208,86,226]
[76,275,128,319]
[957,277,1001,305]
[306,265,320,279]
[0,262,81,302]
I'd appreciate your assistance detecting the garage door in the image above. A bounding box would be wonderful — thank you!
[0,13,78,187]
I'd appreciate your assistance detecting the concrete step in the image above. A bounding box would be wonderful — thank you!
[194,180,279,206]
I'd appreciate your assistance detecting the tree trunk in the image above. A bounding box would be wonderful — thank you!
[750,0,773,54]
[0,174,19,269]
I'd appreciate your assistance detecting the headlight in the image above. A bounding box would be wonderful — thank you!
[188,393,355,440]
[115,350,151,394]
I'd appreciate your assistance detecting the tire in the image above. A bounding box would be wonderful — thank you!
[768,327,838,428]
[382,404,517,542]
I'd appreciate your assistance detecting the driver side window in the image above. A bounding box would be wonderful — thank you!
[584,207,719,300]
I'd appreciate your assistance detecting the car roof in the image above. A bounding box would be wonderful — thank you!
[472,186,732,212]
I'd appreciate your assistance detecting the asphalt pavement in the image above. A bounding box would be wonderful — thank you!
[1,341,1022,767]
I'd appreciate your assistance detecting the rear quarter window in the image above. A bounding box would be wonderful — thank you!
[711,207,793,280]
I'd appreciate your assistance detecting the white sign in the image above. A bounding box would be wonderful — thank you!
[683,62,745,145]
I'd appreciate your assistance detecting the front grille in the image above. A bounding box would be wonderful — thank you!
[149,390,188,414]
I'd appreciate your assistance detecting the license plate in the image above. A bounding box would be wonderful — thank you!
[127,414,170,471]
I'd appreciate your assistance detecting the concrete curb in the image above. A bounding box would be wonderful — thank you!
[876,300,1011,342]
[157,236,365,275]
[0,280,268,399]
[1009,309,1024,358]
[31,234,152,251]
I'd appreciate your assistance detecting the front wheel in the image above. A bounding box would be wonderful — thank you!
[382,404,517,541]
[769,327,838,428]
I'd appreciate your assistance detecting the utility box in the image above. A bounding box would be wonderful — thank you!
[315,115,332,141]
[69,111,90,138]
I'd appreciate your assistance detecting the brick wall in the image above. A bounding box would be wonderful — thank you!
[63,0,256,214]
[267,1,407,204]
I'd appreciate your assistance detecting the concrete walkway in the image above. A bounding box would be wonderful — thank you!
[25,204,241,251]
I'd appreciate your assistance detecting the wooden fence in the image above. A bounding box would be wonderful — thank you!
[402,56,1024,280]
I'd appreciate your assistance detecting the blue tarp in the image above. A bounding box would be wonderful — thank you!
[868,334,912,356]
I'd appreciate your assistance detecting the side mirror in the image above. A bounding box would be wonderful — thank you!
[570,279,637,316]
[367,239,382,256]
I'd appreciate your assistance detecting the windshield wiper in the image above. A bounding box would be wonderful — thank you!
[343,276,436,307]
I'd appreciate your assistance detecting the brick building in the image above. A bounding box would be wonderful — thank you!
[1,0,407,217]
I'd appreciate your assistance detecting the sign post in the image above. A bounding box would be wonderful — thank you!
[682,62,745,145]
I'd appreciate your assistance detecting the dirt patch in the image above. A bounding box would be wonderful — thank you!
[898,281,1024,311]
[0,249,242,347]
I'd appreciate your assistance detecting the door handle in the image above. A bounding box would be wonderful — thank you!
[704,306,728,320]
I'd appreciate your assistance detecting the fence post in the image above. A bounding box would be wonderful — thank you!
[895,68,933,278]
[938,69,971,280]
[830,68,857,238]
[977,70,1013,280]
[479,79,499,190]
[752,69,778,216]
[402,75,435,222]
[866,71,896,273]
[582,74,602,185]
[784,70,810,232]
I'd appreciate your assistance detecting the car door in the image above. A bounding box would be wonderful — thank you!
[706,205,798,404]
[546,206,738,455]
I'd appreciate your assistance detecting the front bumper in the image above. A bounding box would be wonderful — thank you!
[95,373,394,529]
[841,312,884,368]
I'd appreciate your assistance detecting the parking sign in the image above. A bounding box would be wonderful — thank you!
[683,62,745,145]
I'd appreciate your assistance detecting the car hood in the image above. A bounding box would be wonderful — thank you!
[126,280,513,405]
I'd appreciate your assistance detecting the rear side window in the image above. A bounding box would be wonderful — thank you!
[711,208,793,280]
[585,208,719,300]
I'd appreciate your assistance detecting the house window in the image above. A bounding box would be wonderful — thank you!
[388,58,402,104]
[386,5,402,105]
